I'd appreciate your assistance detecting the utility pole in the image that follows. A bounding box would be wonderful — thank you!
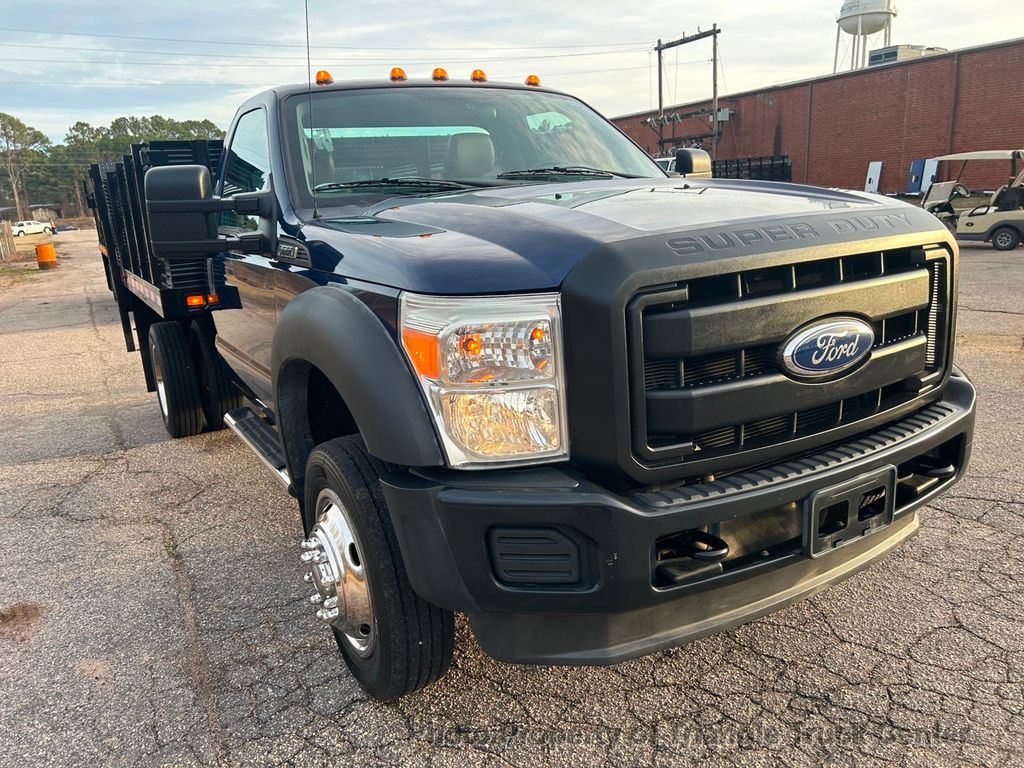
[711,23,719,161]
[656,38,663,148]
[654,25,721,156]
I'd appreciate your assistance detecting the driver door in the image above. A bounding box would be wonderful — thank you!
[211,107,278,402]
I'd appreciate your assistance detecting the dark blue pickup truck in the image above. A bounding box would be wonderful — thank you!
[87,73,976,700]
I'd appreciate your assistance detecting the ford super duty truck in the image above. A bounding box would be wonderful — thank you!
[86,69,976,701]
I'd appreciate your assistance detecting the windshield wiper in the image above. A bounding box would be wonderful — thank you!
[314,177,473,193]
[496,166,638,180]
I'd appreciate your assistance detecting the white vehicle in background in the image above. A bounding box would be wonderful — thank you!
[654,156,676,173]
[924,149,1024,251]
[12,220,52,236]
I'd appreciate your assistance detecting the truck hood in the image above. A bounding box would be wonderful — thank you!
[303,178,945,294]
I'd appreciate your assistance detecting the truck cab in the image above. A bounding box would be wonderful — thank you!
[87,72,976,701]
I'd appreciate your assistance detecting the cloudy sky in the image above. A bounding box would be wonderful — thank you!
[1,0,1019,142]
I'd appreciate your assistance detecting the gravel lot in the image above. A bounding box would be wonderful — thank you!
[0,230,1021,767]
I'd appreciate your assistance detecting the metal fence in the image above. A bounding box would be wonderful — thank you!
[713,155,792,182]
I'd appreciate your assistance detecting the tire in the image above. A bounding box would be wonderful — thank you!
[991,227,1020,251]
[14,231,23,237]
[43,227,51,234]
[189,320,242,431]
[148,321,204,438]
[301,436,454,700]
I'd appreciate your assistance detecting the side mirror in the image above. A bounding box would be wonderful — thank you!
[145,164,277,258]
[145,165,218,257]
[674,148,713,179]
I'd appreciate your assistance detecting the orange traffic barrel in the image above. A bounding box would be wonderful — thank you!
[35,242,58,270]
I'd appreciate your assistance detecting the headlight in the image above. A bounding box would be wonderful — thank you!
[399,292,568,468]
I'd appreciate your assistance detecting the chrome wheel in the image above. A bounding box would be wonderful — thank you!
[154,356,169,417]
[301,488,375,657]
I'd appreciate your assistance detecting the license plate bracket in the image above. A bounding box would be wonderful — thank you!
[804,466,896,558]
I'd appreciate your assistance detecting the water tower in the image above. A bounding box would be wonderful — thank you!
[833,0,897,72]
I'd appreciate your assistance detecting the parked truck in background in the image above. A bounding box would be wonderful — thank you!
[86,69,976,701]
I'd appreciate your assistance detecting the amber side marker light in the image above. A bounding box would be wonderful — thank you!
[432,67,449,82]
[185,294,206,308]
[390,67,408,82]
[315,69,333,86]
[525,74,541,87]
[470,69,487,83]
[401,327,439,379]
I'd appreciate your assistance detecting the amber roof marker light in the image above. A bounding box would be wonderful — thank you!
[432,67,449,82]
[389,67,408,82]
[315,69,333,86]
[525,74,541,87]
[470,69,488,83]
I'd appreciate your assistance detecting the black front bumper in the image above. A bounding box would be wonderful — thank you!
[381,374,976,665]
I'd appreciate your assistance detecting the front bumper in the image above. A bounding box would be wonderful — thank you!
[381,373,976,665]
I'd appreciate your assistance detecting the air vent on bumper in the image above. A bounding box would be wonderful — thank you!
[487,527,583,587]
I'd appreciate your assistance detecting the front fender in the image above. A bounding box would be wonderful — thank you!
[271,285,444,480]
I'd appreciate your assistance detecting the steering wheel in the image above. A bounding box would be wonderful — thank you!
[952,183,970,199]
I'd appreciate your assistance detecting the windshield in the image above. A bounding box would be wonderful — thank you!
[283,86,662,205]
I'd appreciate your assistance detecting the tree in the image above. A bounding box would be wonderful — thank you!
[0,113,49,219]
[28,114,224,217]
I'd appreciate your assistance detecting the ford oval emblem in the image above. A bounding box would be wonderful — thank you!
[781,318,874,380]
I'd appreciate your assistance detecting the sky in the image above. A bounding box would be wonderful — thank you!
[1,0,1020,142]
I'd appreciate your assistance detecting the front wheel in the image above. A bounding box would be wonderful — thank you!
[14,231,24,237]
[300,436,454,700]
[991,227,1021,251]
[43,227,52,234]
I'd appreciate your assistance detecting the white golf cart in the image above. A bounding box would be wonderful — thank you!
[924,149,1024,251]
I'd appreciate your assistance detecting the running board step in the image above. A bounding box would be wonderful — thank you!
[224,407,290,489]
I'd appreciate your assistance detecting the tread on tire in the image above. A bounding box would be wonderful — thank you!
[148,321,204,438]
[303,436,455,700]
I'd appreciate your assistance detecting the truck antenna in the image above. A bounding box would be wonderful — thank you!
[304,0,321,219]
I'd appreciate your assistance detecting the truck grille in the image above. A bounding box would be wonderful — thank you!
[630,245,951,466]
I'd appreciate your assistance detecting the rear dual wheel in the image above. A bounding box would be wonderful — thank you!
[148,320,241,437]
[148,322,204,438]
[190,319,242,430]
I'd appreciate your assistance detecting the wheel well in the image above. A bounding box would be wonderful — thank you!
[276,360,359,500]
[308,366,359,446]
[989,222,1024,237]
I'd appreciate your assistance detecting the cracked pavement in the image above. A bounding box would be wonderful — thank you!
[0,231,1021,767]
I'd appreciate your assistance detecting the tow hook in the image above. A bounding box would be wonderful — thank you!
[668,530,730,561]
[906,455,957,480]
[654,530,730,587]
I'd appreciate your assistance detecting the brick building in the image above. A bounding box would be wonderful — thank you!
[612,37,1024,193]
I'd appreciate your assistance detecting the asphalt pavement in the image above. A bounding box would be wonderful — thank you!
[0,230,1021,767]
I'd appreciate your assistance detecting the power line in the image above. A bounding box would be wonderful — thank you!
[0,56,661,70]
[0,56,708,72]
[0,57,304,68]
[0,81,257,87]
[0,41,649,64]
[0,26,651,52]
[0,60,713,89]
